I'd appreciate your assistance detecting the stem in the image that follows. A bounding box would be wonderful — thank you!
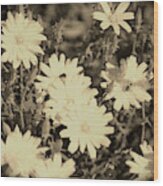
[141,102,146,142]
[20,64,25,130]
[132,35,137,55]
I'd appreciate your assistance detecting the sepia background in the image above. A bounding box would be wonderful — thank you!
[1,1,155,180]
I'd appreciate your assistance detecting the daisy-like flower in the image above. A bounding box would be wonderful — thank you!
[93,2,134,35]
[35,53,83,92]
[126,141,154,180]
[43,74,98,123]
[35,153,75,178]
[1,125,47,177]
[1,12,46,69]
[60,100,114,159]
[101,55,152,111]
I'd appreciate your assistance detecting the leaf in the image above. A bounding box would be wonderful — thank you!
[51,139,63,155]
[136,7,142,32]
[41,119,51,139]
[2,122,11,136]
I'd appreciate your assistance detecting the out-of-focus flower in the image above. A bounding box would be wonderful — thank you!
[60,100,114,159]
[35,153,75,178]
[101,55,152,111]
[93,2,134,35]
[43,74,98,123]
[35,53,83,92]
[62,20,88,40]
[1,125,47,177]
[1,12,46,69]
[126,141,154,180]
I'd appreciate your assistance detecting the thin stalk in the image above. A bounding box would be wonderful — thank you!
[20,64,25,130]
[141,102,146,142]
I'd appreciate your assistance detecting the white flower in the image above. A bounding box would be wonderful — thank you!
[35,53,83,92]
[60,100,114,159]
[101,55,152,111]
[1,12,46,69]
[93,2,134,35]
[43,74,98,123]
[126,141,154,180]
[1,125,47,177]
[35,153,75,178]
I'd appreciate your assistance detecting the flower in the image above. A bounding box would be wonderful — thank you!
[1,125,47,177]
[1,12,46,69]
[43,74,98,123]
[35,153,75,178]
[126,141,154,180]
[60,100,114,159]
[35,53,83,92]
[93,2,134,35]
[101,55,152,111]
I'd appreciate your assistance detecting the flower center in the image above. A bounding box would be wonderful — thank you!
[81,123,90,134]
[66,97,74,105]
[108,14,119,24]
[122,81,133,92]
[15,36,24,45]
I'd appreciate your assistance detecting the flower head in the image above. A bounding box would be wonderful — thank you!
[1,125,47,177]
[43,74,98,123]
[60,100,114,159]
[35,153,75,178]
[93,2,134,35]
[1,12,46,69]
[101,56,152,111]
[35,53,83,92]
[126,141,154,180]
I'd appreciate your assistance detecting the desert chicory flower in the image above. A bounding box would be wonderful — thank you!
[1,125,47,177]
[2,12,46,69]
[36,53,83,92]
[93,2,134,35]
[101,55,152,111]
[60,100,114,159]
[126,141,154,180]
[35,153,75,178]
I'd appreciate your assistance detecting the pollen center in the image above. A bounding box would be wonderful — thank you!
[81,123,90,134]
[108,14,118,24]
[15,36,24,45]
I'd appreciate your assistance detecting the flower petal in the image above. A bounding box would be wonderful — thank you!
[93,11,107,21]
[100,2,111,15]
[112,24,121,35]
[100,20,111,30]
[115,2,130,14]
[87,142,96,159]
[68,141,78,154]
[119,21,132,33]
[122,12,134,20]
